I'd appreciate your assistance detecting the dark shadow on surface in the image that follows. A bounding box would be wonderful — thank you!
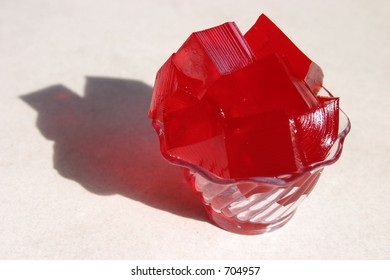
[21,77,207,222]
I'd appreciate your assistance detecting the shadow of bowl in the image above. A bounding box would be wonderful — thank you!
[21,77,207,222]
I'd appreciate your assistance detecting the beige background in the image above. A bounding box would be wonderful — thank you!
[1,0,389,259]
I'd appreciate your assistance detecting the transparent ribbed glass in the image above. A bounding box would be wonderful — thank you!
[152,85,351,235]
[183,167,323,234]
[179,107,350,235]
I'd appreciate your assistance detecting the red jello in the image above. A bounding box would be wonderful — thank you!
[245,14,324,93]
[149,14,339,180]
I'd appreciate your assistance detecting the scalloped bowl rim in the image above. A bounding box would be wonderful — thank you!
[152,90,351,186]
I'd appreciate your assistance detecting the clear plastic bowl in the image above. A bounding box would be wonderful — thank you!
[154,89,351,234]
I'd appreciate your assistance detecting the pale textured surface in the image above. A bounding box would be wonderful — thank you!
[1,0,389,259]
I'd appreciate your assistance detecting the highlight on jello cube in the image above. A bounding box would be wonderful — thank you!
[149,14,341,180]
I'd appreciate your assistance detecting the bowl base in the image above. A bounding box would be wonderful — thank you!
[205,205,296,235]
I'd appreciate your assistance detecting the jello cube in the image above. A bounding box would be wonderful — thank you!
[173,21,255,93]
[224,111,297,178]
[168,134,229,179]
[149,56,199,120]
[206,54,319,119]
[245,14,323,93]
[150,22,256,120]
[163,98,222,150]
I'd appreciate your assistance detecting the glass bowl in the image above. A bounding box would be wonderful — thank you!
[152,89,351,234]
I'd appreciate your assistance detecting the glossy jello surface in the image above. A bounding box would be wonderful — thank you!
[149,14,341,180]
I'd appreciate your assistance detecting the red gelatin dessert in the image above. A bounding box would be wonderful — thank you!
[149,14,350,234]
[150,15,338,179]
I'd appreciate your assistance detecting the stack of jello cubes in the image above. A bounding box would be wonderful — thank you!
[149,14,339,180]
